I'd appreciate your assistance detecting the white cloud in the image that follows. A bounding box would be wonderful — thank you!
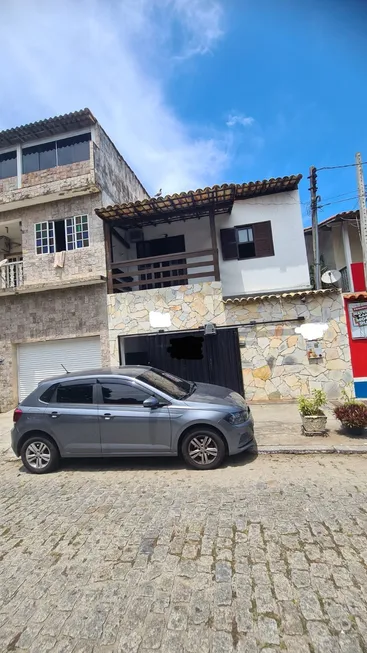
[226,113,255,128]
[0,0,227,195]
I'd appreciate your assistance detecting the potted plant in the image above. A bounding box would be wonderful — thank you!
[298,389,327,435]
[334,389,367,436]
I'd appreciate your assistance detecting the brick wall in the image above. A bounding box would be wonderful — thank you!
[0,284,109,412]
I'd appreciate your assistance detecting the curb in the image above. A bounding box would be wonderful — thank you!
[252,445,367,455]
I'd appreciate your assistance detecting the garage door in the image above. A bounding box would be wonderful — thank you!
[17,337,101,401]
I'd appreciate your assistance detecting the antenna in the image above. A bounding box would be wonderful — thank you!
[60,363,70,374]
[321,269,342,285]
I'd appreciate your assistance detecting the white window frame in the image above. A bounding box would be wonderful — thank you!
[65,214,90,251]
[34,215,90,255]
[237,226,254,244]
[34,221,55,256]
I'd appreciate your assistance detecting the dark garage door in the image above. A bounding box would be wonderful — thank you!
[122,328,244,396]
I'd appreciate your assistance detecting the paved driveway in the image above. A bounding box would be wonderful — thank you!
[1,451,367,652]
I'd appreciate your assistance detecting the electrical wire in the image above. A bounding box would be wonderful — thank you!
[317,162,367,171]
[318,195,360,209]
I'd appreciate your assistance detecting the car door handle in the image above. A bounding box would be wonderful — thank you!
[103,413,113,420]
[50,412,60,419]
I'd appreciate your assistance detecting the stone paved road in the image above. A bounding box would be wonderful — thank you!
[1,453,367,653]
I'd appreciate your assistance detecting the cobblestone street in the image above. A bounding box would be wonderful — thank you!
[1,453,367,652]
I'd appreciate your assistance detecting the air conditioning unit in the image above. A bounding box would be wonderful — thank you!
[0,236,10,254]
[128,228,144,243]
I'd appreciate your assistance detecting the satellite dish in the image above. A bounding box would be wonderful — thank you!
[0,259,8,268]
[321,269,342,284]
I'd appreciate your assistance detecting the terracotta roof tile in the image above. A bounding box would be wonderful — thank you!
[96,174,302,226]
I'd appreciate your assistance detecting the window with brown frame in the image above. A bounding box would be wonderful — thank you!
[220,220,274,261]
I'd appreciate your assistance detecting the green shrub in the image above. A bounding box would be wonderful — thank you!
[298,389,327,416]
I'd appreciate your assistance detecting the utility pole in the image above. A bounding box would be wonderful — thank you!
[309,166,321,289]
[355,152,367,289]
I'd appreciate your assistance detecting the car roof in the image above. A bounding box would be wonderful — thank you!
[40,366,152,385]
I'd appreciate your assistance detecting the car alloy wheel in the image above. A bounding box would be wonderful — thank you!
[21,435,59,474]
[188,435,218,465]
[181,428,226,470]
[25,441,51,470]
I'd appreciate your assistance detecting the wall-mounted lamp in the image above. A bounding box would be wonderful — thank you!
[204,323,217,336]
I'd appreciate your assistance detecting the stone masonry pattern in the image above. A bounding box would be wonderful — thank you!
[107,283,352,400]
[1,452,367,653]
[0,284,110,412]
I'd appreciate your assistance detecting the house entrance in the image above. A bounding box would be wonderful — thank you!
[121,328,244,396]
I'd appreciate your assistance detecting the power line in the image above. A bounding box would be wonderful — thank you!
[318,195,359,209]
[318,161,367,171]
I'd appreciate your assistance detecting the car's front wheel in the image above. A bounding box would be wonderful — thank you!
[181,428,226,470]
[20,435,60,474]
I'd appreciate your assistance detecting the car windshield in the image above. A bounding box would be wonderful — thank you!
[137,368,192,400]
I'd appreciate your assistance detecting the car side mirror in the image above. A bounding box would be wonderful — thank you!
[143,396,160,409]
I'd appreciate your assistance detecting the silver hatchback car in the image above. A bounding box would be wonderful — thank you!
[11,367,255,474]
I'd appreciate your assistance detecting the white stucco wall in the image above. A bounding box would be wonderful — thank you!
[216,190,311,296]
[110,190,310,296]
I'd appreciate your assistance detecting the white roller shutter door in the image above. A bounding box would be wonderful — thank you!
[18,337,101,401]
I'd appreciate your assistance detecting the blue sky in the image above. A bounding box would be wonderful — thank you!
[1,0,366,224]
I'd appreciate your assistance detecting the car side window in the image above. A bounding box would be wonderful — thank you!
[55,383,94,405]
[39,383,58,403]
[100,382,151,406]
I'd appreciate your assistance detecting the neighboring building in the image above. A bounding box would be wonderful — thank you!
[304,211,367,399]
[304,210,366,293]
[0,109,147,412]
[96,176,352,401]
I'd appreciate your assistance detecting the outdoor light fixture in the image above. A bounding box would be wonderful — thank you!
[204,323,217,335]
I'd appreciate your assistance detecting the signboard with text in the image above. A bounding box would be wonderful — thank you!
[349,302,367,339]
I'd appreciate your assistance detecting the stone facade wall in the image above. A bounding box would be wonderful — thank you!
[94,125,148,205]
[107,282,224,366]
[107,283,352,400]
[0,149,95,209]
[0,284,109,412]
[1,193,106,287]
[21,160,91,189]
[0,175,17,196]
[225,293,352,401]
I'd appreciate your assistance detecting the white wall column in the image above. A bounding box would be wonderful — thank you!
[16,144,22,189]
[342,221,354,291]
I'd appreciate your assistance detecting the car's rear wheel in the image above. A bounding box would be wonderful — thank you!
[181,428,226,470]
[20,435,59,474]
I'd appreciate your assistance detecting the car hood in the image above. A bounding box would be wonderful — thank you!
[186,382,248,409]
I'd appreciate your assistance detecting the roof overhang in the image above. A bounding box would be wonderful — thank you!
[304,210,359,234]
[96,174,302,228]
[223,288,339,303]
[0,109,97,149]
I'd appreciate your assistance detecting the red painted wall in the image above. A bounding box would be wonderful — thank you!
[344,297,367,378]
[351,262,366,292]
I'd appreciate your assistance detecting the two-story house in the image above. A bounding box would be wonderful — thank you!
[96,176,352,401]
[0,109,147,412]
[304,210,365,293]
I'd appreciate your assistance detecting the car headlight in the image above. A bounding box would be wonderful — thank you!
[225,409,249,425]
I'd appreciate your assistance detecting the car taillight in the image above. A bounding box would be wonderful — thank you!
[13,408,23,423]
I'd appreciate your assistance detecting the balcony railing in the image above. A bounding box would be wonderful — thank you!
[109,248,219,293]
[0,261,24,290]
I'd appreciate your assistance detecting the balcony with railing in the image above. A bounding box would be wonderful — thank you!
[110,248,219,293]
[0,260,24,291]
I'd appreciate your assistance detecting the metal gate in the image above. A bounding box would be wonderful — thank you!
[130,328,244,396]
